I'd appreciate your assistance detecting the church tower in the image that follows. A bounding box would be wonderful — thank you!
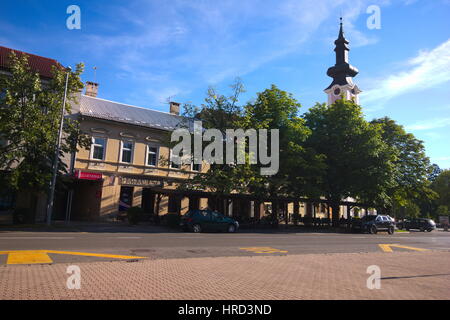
[324,18,361,105]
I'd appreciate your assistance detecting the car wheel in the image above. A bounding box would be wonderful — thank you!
[227,224,236,233]
[420,227,425,232]
[388,227,394,235]
[370,225,377,234]
[192,224,202,233]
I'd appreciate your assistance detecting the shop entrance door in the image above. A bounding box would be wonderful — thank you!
[119,186,134,213]
[141,188,156,219]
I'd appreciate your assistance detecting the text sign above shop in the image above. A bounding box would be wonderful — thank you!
[120,177,163,187]
[75,170,103,181]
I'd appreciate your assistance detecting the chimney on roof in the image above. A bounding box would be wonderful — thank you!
[169,101,180,115]
[85,81,99,97]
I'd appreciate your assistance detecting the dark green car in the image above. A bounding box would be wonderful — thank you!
[180,210,239,233]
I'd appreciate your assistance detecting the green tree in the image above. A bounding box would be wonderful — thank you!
[0,53,90,200]
[179,79,252,213]
[392,199,420,218]
[303,99,395,226]
[436,205,448,216]
[431,169,450,212]
[428,163,442,182]
[371,117,436,216]
[242,85,324,223]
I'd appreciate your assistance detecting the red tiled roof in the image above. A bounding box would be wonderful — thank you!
[0,45,62,78]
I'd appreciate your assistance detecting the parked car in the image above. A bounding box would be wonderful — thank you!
[386,215,395,223]
[404,218,436,232]
[396,219,409,230]
[351,214,395,234]
[180,209,239,233]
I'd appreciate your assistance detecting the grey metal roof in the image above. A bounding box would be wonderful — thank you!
[79,95,190,131]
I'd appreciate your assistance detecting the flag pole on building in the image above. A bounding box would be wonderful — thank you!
[47,66,72,226]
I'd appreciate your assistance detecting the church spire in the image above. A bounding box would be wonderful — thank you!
[324,17,361,105]
[334,17,350,64]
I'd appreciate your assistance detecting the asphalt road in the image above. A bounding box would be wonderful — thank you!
[1,226,449,265]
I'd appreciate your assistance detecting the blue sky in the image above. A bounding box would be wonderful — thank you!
[1,0,449,168]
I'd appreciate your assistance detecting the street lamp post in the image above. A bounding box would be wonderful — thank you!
[46,67,71,226]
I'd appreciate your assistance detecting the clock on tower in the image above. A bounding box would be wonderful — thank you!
[324,18,361,105]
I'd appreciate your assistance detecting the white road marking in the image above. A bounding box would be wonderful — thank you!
[113,237,143,239]
[173,236,206,239]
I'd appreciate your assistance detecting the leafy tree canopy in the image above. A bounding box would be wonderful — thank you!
[431,169,450,209]
[242,84,325,201]
[303,99,396,224]
[0,52,90,192]
[371,117,437,212]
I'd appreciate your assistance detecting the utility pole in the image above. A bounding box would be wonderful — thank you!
[47,67,71,226]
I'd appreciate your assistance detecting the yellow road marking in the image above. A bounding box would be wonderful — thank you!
[378,244,428,253]
[45,250,146,260]
[6,251,53,265]
[240,247,288,254]
[0,250,146,265]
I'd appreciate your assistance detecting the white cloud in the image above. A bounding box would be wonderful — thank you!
[434,156,450,161]
[406,117,450,131]
[361,39,450,105]
[145,86,190,106]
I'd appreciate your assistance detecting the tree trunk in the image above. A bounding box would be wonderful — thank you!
[347,205,352,228]
[155,194,162,225]
[271,200,279,227]
[294,202,299,225]
[255,201,261,220]
[155,194,161,216]
[176,195,182,216]
[331,202,340,227]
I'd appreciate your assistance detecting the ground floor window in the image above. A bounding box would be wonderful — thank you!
[168,195,180,213]
[0,191,15,211]
[188,197,200,211]
[141,188,156,215]
[119,186,133,211]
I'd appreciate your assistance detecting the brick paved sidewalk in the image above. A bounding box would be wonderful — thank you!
[0,251,449,300]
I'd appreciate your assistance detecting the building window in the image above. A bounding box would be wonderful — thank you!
[169,149,180,169]
[91,137,106,160]
[121,140,134,163]
[147,146,158,167]
[191,162,201,172]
